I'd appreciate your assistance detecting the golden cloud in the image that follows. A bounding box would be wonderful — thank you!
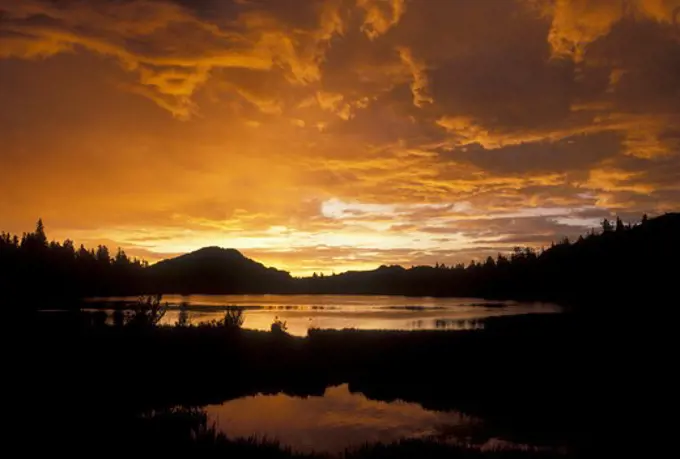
[357,0,406,40]
[396,46,432,108]
[1,0,679,274]
[530,0,680,61]
[0,0,345,118]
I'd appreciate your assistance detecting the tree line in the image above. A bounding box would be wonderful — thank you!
[301,213,678,305]
[2,213,678,307]
[0,219,147,304]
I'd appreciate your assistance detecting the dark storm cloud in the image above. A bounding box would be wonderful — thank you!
[447,132,622,175]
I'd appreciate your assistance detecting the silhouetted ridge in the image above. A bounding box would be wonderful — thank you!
[148,247,292,294]
[154,247,251,267]
[1,213,678,306]
[301,213,679,304]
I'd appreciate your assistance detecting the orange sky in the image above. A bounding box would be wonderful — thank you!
[1,0,679,275]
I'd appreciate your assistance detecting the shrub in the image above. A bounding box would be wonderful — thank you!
[222,306,245,329]
[126,294,167,328]
[176,301,190,327]
[271,316,288,335]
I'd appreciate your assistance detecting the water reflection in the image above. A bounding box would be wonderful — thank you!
[87,294,561,336]
[204,384,478,453]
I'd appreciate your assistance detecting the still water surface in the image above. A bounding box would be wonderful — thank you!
[205,384,479,453]
[88,294,560,336]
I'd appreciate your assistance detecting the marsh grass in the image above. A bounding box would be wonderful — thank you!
[127,407,567,459]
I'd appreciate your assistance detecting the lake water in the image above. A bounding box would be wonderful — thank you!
[87,294,561,336]
[204,384,482,453]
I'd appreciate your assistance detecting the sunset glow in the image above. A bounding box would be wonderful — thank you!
[1,0,679,275]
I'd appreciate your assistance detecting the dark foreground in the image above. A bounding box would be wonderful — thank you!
[114,406,566,458]
[19,310,666,457]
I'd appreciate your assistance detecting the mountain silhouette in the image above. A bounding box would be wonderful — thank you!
[301,212,680,304]
[2,213,678,306]
[147,246,293,294]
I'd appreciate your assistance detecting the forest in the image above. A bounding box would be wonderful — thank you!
[2,213,678,307]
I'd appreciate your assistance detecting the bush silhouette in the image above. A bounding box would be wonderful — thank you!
[271,317,288,335]
[126,294,167,328]
[222,307,245,329]
[176,301,190,327]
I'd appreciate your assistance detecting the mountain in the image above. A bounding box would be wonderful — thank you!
[96,211,680,303]
[147,247,293,294]
[299,213,680,304]
[2,213,678,305]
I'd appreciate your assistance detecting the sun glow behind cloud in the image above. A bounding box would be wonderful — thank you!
[1,0,679,275]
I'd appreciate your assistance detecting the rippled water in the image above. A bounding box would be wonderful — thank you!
[204,384,479,453]
[87,294,561,336]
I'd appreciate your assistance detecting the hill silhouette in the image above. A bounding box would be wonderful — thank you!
[303,213,679,305]
[147,246,292,294]
[2,213,678,307]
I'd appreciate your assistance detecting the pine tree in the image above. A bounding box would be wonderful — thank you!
[35,219,47,244]
[615,217,625,232]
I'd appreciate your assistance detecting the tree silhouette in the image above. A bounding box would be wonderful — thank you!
[615,217,625,232]
[96,245,111,265]
[0,220,148,304]
[1,213,678,307]
[35,219,47,246]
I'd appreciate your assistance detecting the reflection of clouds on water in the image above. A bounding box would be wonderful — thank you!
[205,384,478,453]
[87,294,561,336]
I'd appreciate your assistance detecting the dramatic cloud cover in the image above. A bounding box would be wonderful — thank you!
[1,0,678,274]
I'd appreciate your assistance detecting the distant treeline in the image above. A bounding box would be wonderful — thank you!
[304,213,679,305]
[2,213,678,306]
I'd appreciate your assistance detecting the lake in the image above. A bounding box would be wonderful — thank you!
[205,384,489,453]
[87,294,561,336]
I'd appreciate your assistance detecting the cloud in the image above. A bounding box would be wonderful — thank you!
[0,0,344,118]
[357,0,406,40]
[396,46,432,108]
[530,0,680,61]
[582,167,653,194]
[316,90,352,119]
[1,0,679,274]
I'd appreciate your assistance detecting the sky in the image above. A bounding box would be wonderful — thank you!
[0,0,679,276]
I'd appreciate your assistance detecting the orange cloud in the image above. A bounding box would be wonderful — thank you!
[0,0,345,118]
[357,0,406,39]
[582,167,654,194]
[1,0,678,274]
[530,0,680,61]
[396,46,432,108]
